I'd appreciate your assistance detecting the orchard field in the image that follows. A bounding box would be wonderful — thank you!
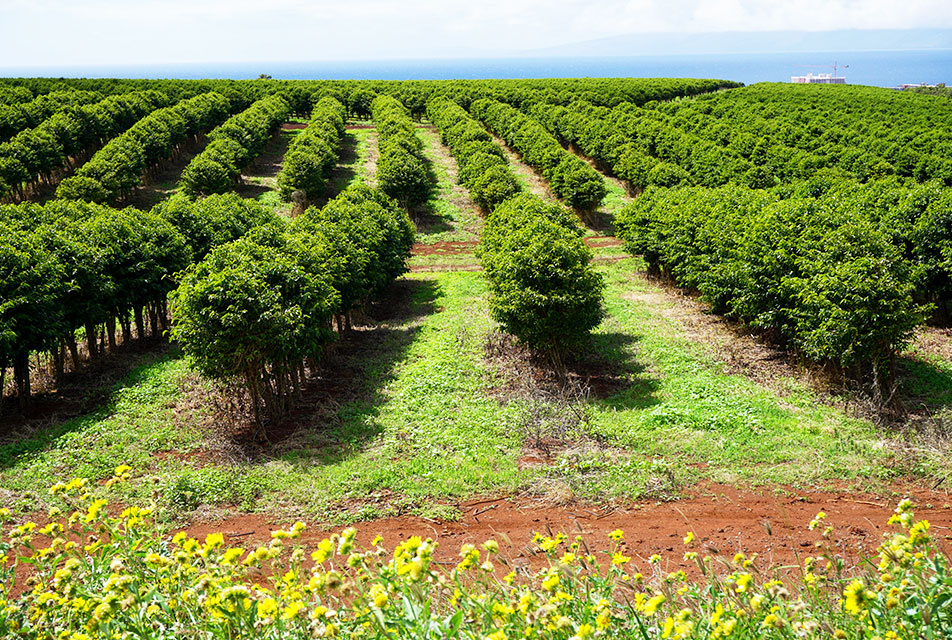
[1,76,952,638]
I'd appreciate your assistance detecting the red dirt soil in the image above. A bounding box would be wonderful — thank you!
[410,237,619,260]
[412,240,479,256]
[181,482,952,575]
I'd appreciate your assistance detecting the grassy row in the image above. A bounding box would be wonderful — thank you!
[2,257,925,521]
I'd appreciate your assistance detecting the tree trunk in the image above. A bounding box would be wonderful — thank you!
[13,351,30,411]
[51,344,64,382]
[85,323,98,360]
[148,304,159,338]
[134,306,145,340]
[120,314,132,344]
[67,336,81,371]
[245,369,262,428]
[159,299,170,333]
[106,315,117,351]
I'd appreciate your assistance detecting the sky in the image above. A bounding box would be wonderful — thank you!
[2,0,951,66]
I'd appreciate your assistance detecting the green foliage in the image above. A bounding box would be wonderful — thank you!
[153,192,274,261]
[2,90,168,198]
[179,155,232,196]
[178,94,290,196]
[532,83,952,194]
[471,98,606,211]
[426,97,522,211]
[170,232,339,401]
[0,199,194,405]
[479,194,604,362]
[170,184,413,424]
[371,94,431,208]
[0,89,102,140]
[54,175,108,202]
[55,92,230,204]
[0,223,66,374]
[616,182,931,380]
[7,192,272,360]
[647,161,691,187]
[276,96,346,201]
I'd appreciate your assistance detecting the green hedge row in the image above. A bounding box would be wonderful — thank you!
[0,85,34,106]
[615,179,950,382]
[0,90,103,141]
[179,94,290,196]
[275,96,346,202]
[478,193,604,364]
[0,193,270,409]
[668,84,952,185]
[0,90,169,200]
[370,94,431,208]
[426,97,521,211]
[527,100,760,192]
[540,85,952,194]
[171,184,414,425]
[469,98,606,211]
[56,92,231,204]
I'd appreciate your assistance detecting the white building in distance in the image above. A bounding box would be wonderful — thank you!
[791,73,846,84]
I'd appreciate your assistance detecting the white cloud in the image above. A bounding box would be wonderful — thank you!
[0,0,949,66]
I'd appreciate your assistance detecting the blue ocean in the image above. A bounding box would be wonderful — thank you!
[2,50,950,88]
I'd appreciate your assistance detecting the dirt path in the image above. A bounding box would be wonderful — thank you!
[409,240,481,272]
[329,130,359,192]
[489,133,557,203]
[128,135,209,209]
[348,124,378,188]
[235,123,302,206]
[408,237,622,273]
[415,124,482,243]
[910,326,952,364]
[182,480,952,575]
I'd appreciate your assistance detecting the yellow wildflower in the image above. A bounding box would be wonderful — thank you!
[644,593,666,615]
[312,538,334,564]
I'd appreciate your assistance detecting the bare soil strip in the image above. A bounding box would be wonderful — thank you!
[349,124,379,188]
[910,326,952,364]
[567,143,634,200]
[412,240,479,256]
[128,135,210,210]
[488,134,557,202]
[415,124,483,242]
[181,481,952,574]
[407,237,623,273]
[235,123,301,203]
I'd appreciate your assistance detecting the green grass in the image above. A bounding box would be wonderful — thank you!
[0,274,526,523]
[407,252,479,270]
[0,353,203,513]
[3,261,931,525]
[571,259,894,497]
[590,175,631,233]
[348,128,373,186]
[414,126,481,244]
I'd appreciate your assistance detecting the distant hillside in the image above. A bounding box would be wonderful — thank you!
[528,29,952,57]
